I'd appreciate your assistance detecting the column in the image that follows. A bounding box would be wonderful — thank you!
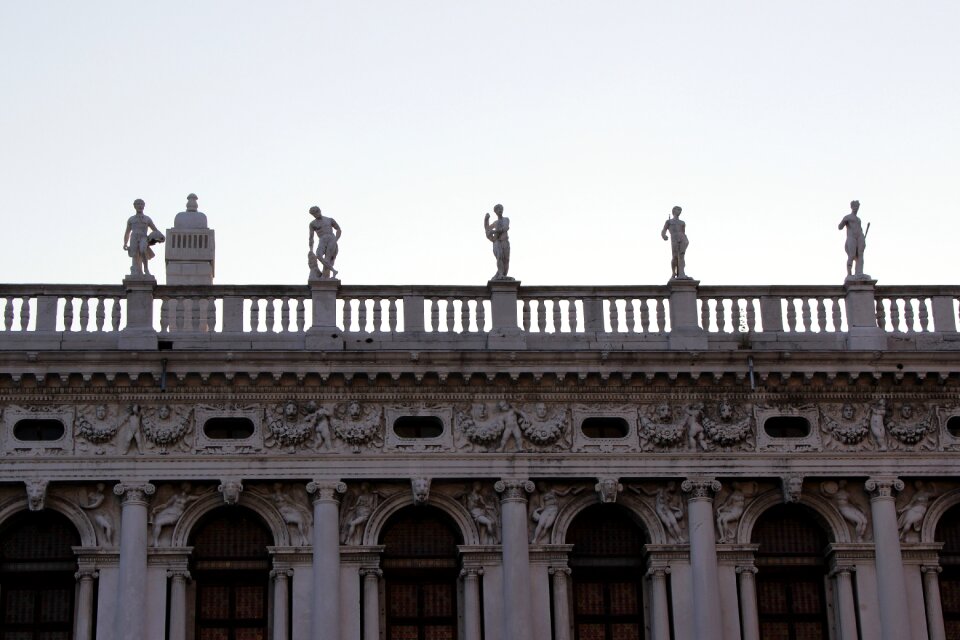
[549,566,572,640]
[306,480,346,640]
[830,566,859,640]
[647,567,671,640]
[865,477,912,640]
[495,479,535,639]
[167,569,190,640]
[272,568,293,640]
[113,482,155,640]
[462,567,484,640]
[681,478,723,640]
[735,565,759,640]
[922,565,946,640]
[360,568,382,640]
[73,569,98,640]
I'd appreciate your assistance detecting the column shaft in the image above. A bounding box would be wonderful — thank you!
[832,569,858,640]
[362,569,381,640]
[648,568,671,640]
[736,567,759,640]
[74,571,97,640]
[866,478,912,640]
[272,569,292,640]
[496,480,535,639]
[168,571,190,640]
[463,568,483,640]
[682,479,723,640]
[550,567,572,640]
[308,481,346,640]
[923,566,946,640]
[113,482,154,640]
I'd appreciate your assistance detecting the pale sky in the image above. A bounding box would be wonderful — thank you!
[1,2,957,286]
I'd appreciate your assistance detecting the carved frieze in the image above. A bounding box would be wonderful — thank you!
[331,402,383,452]
[385,405,453,452]
[884,403,937,450]
[754,404,821,452]
[701,399,754,450]
[571,405,639,453]
[195,404,263,454]
[140,405,193,453]
[1,405,73,455]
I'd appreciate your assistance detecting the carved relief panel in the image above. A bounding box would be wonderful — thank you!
[571,405,639,453]
[755,404,821,452]
[384,405,453,452]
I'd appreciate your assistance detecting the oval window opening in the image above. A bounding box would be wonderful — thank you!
[947,416,960,438]
[393,416,444,439]
[581,417,629,439]
[13,419,65,442]
[763,416,811,438]
[203,417,256,440]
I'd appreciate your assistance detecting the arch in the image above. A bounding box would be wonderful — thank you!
[0,493,97,547]
[552,493,663,545]
[922,487,960,543]
[363,490,478,546]
[171,490,290,547]
[736,488,849,545]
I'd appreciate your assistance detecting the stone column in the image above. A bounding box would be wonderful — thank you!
[647,566,671,640]
[113,482,155,640]
[360,568,382,640]
[73,569,98,640]
[681,478,723,640]
[167,569,191,640]
[549,566,572,640]
[922,565,946,640]
[495,479,535,639]
[735,565,759,640]
[306,480,347,640]
[272,568,293,640]
[830,566,859,640]
[865,477,912,640]
[462,567,484,640]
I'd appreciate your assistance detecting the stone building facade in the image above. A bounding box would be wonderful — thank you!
[2,261,960,639]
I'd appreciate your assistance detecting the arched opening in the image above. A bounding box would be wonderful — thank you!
[0,510,81,639]
[752,504,831,640]
[189,507,273,640]
[566,503,647,640]
[935,503,960,636]
[379,505,462,640]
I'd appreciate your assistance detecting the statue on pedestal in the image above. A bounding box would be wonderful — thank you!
[483,204,512,280]
[308,206,341,279]
[661,206,690,279]
[123,199,164,277]
[838,200,870,280]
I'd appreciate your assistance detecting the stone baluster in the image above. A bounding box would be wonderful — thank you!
[735,565,760,640]
[549,566,572,640]
[922,565,946,640]
[112,482,155,640]
[830,565,859,640]
[167,569,191,640]
[360,567,382,640]
[681,478,723,640]
[73,569,98,640]
[865,477,912,640]
[271,568,293,640]
[647,566,671,640]
[462,567,484,640]
[306,480,347,640]
[495,479,535,638]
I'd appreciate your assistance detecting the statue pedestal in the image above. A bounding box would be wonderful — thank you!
[844,280,885,350]
[119,276,158,350]
[306,278,344,351]
[667,278,707,350]
[487,279,526,350]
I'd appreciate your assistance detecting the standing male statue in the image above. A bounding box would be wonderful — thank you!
[483,203,511,280]
[308,206,342,279]
[661,205,690,279]
[122,199,164,277]
[838,200,869,279]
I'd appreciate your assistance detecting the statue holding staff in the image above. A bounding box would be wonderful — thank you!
[308,206,342,279]
[661,205,690,279]
[483,203,512,280]
[838,199,870,280]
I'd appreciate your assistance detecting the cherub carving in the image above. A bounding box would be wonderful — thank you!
[456,403,505,449]
[151,483,201,546]
[80,482,115,546]
[76,405,121,446]
[495,401,525,452]
[309,401,334,451]
[457,482,500,544]
[516,403,569,447]
[340,483,389,545]
[897,480,936,541]
[629,483,685,543]
[885,403,936,449]
[332,402,383,452]
[118,405,145,455]
[141,405,193,453]
[820,403,871,448]
[821,480,868,542]
[530,482,582,543]
[715,481,759,543]
[869,399,889,451]
[638,404,689,450]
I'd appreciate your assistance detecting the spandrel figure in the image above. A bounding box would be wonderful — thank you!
[123,199,165,277]
[661,205,690,279]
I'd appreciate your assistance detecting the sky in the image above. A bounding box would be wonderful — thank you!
[1,2,957,287]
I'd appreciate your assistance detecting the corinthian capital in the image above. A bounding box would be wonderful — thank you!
[495,479,535,503]
[113,482,156,505]
[865,476,905,499]
[306,480,347,504]
[681,477,721,500]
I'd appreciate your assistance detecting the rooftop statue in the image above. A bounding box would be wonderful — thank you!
[661,205,690,279]
[308,206,341,279]
[173,193,208,229]
[838,199,870,280]
[483,203,512,280]
[122,199,164,277]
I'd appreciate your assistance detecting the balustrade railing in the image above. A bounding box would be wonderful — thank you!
[518,287,670,333]
[697,286,848,333]
[0,285,125,333]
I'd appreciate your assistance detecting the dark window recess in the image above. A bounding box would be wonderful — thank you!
[203,418,256,440]
[763,416,811,438]
[392,416,444,439]
[13,419,65,442]
[948,416,960,438]
[581,417,630,439]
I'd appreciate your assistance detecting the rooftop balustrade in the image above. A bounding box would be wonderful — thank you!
[1,279,958,351]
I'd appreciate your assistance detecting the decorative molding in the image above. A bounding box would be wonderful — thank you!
[865,476,905,499]
[495,479,535,503]
[681,477,721,500]
[113,482,156,505]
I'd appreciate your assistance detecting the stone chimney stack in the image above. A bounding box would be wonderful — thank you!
[165,193,215,285]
